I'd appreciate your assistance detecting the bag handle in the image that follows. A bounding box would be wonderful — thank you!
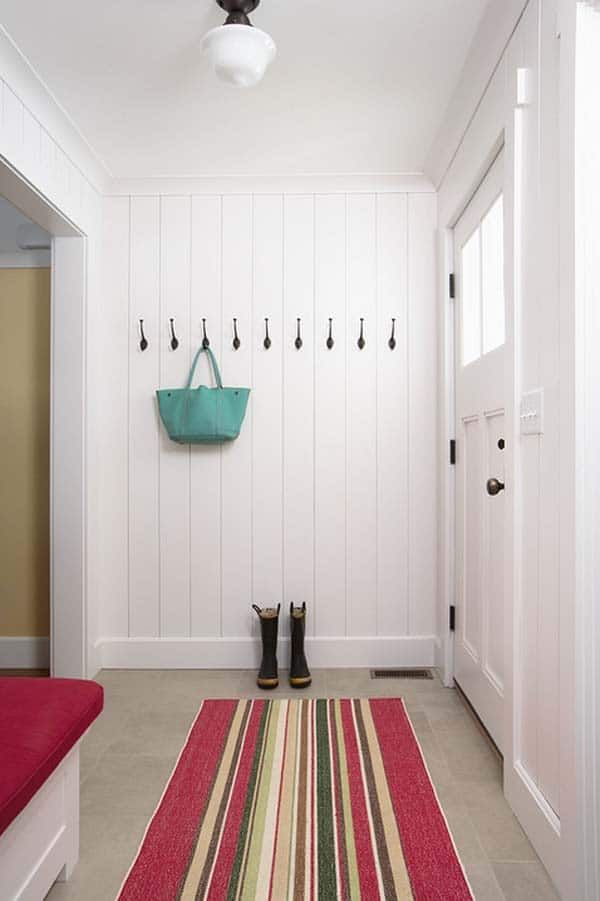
[185,346,223,390]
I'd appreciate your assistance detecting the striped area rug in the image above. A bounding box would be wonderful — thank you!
[118,699,472,900]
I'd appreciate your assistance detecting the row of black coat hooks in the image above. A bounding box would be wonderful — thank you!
[139,317,398,352]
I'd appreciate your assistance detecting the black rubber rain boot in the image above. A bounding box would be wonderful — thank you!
[252,604,280,690]
[289,603,311,689]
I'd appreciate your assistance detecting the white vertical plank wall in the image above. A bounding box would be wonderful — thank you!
[252,195,284,637]
[102,189,438,665]
[159,197,192,638]
[376,194,409,636]
[314,195,347,637]
[129,196,160,638]
[347,195,378,637]
[283,196,315,639]
[408,193,438,638]
[190,196,222,638]
[221,196,253,638]
[100,198,130,639]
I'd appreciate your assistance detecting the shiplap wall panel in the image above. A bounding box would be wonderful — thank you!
[283,195,315,638]
[408,193,437,636]
[314,194,347,636]
[347,194,378,637]
[115,189,438,653]
[221,195,253,638]
[3,85,23,172]
[22,108,41,187]
[159,197,192,638]
[129,196,160,638]
[376,193,409,636]
[100,197,129,638]
[252,195,284,620]
[190,196,222,637]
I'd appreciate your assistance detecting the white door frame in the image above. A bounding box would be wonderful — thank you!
[437,0,579,894]
[0,157,88,678]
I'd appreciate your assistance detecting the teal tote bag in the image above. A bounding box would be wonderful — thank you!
[157,346,250,444]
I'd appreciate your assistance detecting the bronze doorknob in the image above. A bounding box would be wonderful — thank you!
[486,478,505,496]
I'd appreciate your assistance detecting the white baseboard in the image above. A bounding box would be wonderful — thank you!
[86,640,102,679]
[96,636,436,670]
[0,637,49,669]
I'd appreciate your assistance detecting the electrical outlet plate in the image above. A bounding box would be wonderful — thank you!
[520,388,544,436]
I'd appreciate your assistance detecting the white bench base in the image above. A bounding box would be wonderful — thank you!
[0,745,79,901]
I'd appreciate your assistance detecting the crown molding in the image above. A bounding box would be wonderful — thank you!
[105,172,435,197]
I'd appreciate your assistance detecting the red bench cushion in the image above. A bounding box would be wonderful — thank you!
[0,677,103,837]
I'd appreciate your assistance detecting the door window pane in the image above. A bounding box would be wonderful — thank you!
[482,195,505,353]
[461,228,481,366]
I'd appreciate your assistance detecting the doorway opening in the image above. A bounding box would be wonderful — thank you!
[0,198,51,674]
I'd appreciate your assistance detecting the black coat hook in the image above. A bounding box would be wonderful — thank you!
[139,319,148,352]
[326,318,334,349]
[202,318,210,349]
[357,318,365,350]
[169,318,179,351]
[295,317,303,350]
[232,318,240,350]
[388,318,396,350]
[264,318,271,349]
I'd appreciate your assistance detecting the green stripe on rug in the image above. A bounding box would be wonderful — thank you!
[240,700,282,900]
[227,702,270,901]
[316,699,337,900]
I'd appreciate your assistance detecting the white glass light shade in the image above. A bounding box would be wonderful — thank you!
[202,24,276,87]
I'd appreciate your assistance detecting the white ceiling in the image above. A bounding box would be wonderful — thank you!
[1,0,489,179]
[0,197,49,253]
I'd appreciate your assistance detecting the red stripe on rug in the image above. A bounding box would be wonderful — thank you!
[370,698,473,901]
[206,700,265,900]
[340,699,380,899]
[117,699,238,901]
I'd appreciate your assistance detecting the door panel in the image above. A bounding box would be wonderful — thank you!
[484,411,505,691]
[454,151,506,751]
[462,415,482,657]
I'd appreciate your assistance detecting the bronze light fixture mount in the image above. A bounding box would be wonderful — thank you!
[217,0,261,26]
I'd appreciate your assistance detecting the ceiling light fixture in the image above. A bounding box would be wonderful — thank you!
[202,0,276,88]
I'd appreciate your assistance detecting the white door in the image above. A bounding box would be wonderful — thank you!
[454,152,506,752]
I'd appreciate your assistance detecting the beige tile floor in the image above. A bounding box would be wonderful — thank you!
[45,669,559,901]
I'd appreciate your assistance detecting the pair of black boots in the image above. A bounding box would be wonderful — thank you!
[252,603,311,690]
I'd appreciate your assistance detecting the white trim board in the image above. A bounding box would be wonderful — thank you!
[0,26,109,192]
[425,0,530,189]
[106,173,435,197]
[96,636,436,670]
[0,637,49,668]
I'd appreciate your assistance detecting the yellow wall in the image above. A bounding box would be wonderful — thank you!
[0,268,50,637]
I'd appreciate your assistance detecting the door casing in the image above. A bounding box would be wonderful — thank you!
[0,157,88,678]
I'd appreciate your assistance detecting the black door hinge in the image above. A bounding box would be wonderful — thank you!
[449,605,456,632]
[449,273,456,299]
[449,439,456,465]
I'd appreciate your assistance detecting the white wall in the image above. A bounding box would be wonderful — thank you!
[0,27,104,676]
[575,4,600,895]
[96,187,438,668]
